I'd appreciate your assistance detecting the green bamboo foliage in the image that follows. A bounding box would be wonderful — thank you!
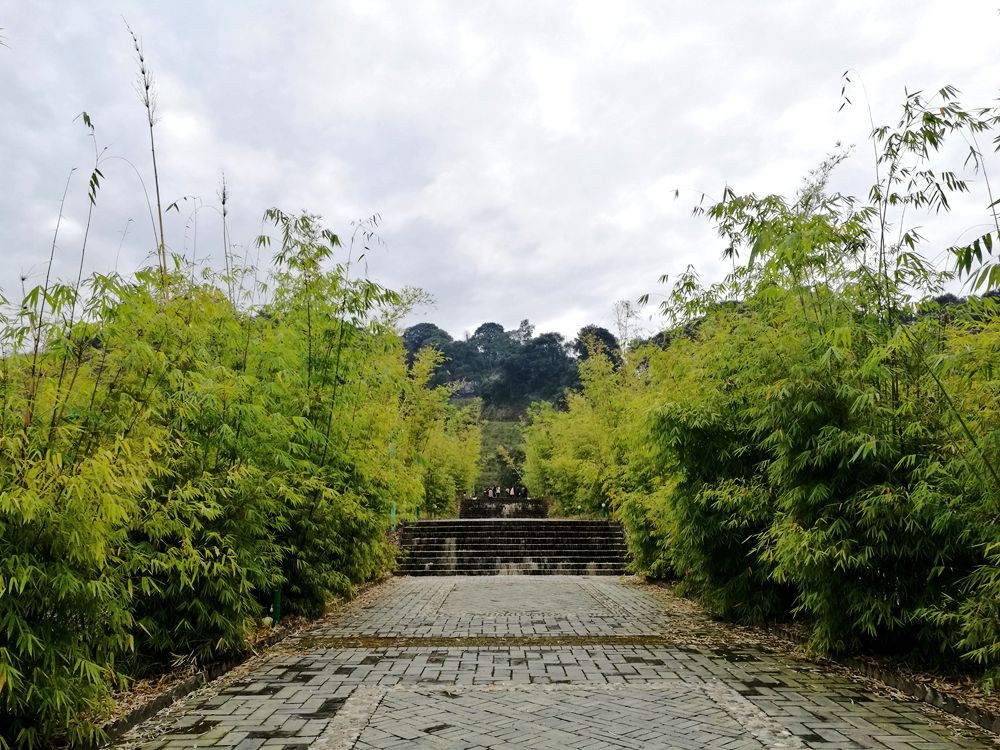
[524,86,1000,674]
[523,342,673,577]
[0,209,478,747]
[402,348,481,517]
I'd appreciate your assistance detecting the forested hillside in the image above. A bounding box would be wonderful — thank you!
[402,319,621,487]
[402,320,622,415]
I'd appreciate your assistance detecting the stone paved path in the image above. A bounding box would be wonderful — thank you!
[117,576,997,749]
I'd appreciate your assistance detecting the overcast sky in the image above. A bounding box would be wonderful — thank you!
[2,1,998,340]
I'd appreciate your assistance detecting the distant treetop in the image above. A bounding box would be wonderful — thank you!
[401,319,626,416]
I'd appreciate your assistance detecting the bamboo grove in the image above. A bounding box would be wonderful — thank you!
[524,87,1000,678]
[0,204,479,747]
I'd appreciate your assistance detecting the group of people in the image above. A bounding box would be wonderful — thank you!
[481,485,528,499]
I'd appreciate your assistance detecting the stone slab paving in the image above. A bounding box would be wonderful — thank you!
[307,577,671,638]
[116,576,998,749]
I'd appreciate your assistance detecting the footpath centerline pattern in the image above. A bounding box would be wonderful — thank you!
[115,576,998,749]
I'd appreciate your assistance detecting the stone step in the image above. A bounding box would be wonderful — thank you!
[402,541,626,551]
[407,554,625,561]
[405,518,618,528]
[405,550,626,558]
[403,562,625,571]
[402,526,625,534]
[403,537,626,546]
[406,552,625,559]
[401,523,625,534]
[405,543,624,548]
[404,529,624,534]
[398,562,629,575]
[405,550,627,557]
[403,534,624,541]
[403,542,627,551]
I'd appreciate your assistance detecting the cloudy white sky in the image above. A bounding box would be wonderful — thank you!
[2,1,998,340]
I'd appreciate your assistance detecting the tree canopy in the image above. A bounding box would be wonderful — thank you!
[401,320,616,417]
[572,324,622,368]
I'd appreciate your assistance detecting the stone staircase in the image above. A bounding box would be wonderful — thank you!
[397,519,629,575]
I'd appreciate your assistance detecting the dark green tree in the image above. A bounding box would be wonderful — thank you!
[500,332,579,406]
[511,319,535,345]
[573,325,622,368]
[470,322,513,368]
[402,322,453,362]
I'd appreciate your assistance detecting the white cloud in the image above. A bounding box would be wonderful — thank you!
[2,0,999,338]
[527,49,581,135]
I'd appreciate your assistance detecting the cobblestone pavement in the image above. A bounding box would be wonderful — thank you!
[117,576,998,749]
